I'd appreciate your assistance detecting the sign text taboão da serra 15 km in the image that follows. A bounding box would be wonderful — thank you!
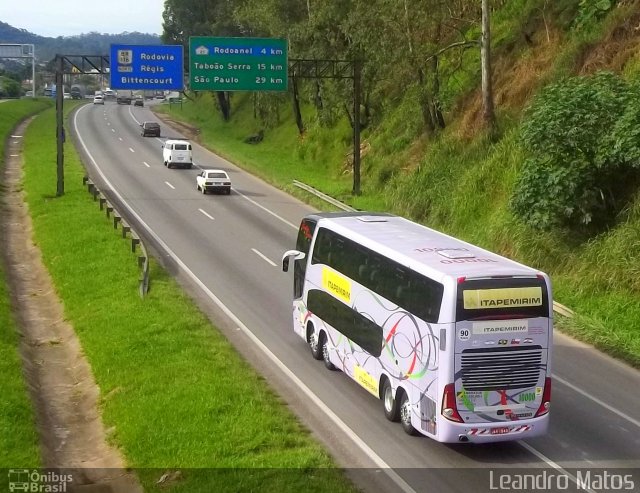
[189,37,288,92]
[110,44,184,90]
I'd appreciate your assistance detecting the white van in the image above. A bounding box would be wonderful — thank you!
[162,140,193,169]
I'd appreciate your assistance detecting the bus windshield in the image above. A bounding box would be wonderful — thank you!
[456,277,550,321]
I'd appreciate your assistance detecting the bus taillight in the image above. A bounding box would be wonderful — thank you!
[442,383,464,423]
[535,377,552,417]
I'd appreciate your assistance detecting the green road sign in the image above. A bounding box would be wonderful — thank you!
[189,37,288,92]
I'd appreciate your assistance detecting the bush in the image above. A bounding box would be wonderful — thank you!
[511,71,640,231]
[0,76,21,98]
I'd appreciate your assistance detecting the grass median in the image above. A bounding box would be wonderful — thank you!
[0,98,52,468]
[21,105,358,491]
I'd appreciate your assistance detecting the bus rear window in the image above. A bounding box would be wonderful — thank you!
[456,278,549,321]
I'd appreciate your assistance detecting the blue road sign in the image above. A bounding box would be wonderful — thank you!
[110,44,184,90]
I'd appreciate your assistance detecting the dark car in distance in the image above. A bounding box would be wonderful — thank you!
[141,122,160,137]
[134,95,144,107]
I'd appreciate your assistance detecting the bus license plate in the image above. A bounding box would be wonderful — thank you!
[491,427,510,435]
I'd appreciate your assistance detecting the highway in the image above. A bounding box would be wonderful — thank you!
[71,100,640,493]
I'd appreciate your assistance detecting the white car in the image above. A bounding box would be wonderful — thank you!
[196,169,231,195]
[93,95,104,105]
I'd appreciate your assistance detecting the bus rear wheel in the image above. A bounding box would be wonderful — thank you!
[399,392,419,436]
[322,336,336,371]
[382,380,400,422]
[308,328,322,360]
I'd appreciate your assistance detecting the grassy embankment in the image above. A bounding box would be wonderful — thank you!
[0,98,52,468]
[155,2,640,368]
[20,103,358,492]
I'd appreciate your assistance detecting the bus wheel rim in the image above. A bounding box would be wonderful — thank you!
[384,386,394,412]
[401,398,411,424]
[309,333,318,353]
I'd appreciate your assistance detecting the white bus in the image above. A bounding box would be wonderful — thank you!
[282,212,552,443]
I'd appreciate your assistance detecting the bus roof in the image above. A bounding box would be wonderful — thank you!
[308,212,541,283]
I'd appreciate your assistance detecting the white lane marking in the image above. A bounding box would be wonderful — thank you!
[129,147,135,153]
[165,181,175,190]
[118,137,123,141]
[553,374,640,428]
[13,141,19,144]
[111,129,115,133]
[198,208,214,221]
[128,104,141,125]
[251,248,276,267]
[107,122,111,126]
[518,442,598,493]
[143,162,150,168]
[232,188,298,230]
[10,154,19,157]
[73,103,416,493]
[11,135,22,138]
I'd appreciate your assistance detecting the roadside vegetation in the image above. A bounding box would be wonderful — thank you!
[156,0,640,367]
[20,103,357,491]
[0,98,52,468]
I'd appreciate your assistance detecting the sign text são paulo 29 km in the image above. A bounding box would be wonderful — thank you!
[189,37,288,92]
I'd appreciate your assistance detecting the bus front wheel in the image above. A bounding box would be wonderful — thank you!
[382,380,400,422]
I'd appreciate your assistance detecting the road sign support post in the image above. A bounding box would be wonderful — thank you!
[55,55,65,197]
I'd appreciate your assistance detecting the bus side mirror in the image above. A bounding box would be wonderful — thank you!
[282,250,305,272]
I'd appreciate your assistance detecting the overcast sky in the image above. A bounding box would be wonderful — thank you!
[0,0,165,37]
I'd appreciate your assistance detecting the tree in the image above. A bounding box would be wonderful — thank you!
[512,72,639,231]
[0,76,21,98]
[162,0,244,121]
[481,0,496,135]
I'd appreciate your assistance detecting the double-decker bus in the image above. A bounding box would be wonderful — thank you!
[282,212,552,443]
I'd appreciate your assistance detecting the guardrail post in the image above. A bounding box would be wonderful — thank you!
[81,175,150,298]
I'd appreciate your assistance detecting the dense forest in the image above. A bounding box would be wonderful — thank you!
[158,0,640,366]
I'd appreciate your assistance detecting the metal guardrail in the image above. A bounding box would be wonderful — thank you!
[292,179,574,318]
[292,180,356,212]
[552,301,574,318]
[83,176,150,297]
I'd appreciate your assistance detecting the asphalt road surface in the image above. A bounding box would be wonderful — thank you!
[70,100,640,493]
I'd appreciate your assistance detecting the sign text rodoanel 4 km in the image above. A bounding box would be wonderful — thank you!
[189,37,288,92]
[110,44,184,90]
